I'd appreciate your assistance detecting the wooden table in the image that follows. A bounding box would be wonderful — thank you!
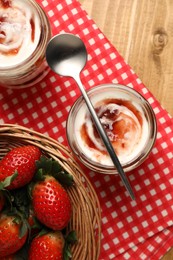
[79,0,173,259]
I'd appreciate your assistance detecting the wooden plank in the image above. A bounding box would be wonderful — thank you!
[79,1,173,259]
[80,0,173,117]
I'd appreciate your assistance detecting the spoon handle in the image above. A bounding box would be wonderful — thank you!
[75,75,135,200]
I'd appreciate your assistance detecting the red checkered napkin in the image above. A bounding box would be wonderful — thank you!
[0,0,173,259]
[118,227,173,260]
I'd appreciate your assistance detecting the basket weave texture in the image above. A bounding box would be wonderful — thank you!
[0,124,101,260]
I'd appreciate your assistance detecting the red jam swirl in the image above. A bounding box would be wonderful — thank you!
[0,0,11,9]
[80,98,143,156]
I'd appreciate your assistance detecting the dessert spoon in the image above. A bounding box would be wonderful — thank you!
[46,33,135,200]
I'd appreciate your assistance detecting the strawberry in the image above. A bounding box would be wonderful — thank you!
[0,254,16,260]
[28,231,65,260]
[31,175,72,230]
[0,145,41,189]
[0,213,28,257]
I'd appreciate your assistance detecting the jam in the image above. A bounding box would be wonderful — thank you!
[80,98,143,157]
[30,17,35,42]
[0,0,12,9]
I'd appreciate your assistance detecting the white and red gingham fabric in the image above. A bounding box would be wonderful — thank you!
[0,0,173,259]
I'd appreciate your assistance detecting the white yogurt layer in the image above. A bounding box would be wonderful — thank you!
[0,0,41,68]
[74,89,149,166]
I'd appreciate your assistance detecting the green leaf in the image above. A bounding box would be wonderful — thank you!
[37,227,51,237]
[0,171,18,190]
[66,231,78,243]
[36,156,53,174]
[12,214,28,237]
[31,216,43,230]
[53,171,74,187]
[27,182,35,199]
[35,156,74,187]
[51,160,62,173]
[63,231,77,260]
[34,168,46,182]
[19,219,29,238]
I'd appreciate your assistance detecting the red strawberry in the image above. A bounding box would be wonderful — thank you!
[0,254,16,260]
[32,175,72,230]
[28,231,65,260]
[0,213,28,257]
[0,145,41,189]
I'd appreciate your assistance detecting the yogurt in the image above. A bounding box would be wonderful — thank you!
[0,0,41,68]
[74,87,149,167]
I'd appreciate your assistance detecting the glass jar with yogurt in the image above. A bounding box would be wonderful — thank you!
[66,84,157,174]
[0,0,51,88]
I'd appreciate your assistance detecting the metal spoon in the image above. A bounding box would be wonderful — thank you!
[46,33,135,200]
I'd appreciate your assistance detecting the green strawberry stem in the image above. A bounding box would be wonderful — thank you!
[63,231,78,260]
[2,186,31,238]
[35,157,74,187]
[0,171,18,190]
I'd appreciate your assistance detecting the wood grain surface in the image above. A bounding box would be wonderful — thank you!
[79,0,173,259]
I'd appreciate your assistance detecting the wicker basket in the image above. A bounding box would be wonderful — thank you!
[0,124,101,260]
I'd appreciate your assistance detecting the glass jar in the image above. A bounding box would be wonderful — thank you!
[66,84,157,174]
[0,0,51,89]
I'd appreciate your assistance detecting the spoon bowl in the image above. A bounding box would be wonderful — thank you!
[46,33,87,78]
[46,33,135,200]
